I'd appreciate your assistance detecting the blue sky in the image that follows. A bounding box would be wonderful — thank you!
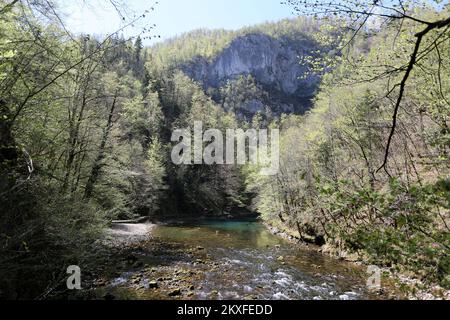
[60,0,295,45]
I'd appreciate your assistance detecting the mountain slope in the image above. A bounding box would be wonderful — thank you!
[149,18,330,117]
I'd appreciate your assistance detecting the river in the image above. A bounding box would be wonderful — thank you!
[98,219,392,300]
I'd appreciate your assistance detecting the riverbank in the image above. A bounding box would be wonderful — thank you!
[59,226,216,300]
[263,220,449,300]
[104,222,155,246]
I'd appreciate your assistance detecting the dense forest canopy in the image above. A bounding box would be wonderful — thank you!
[149,17,326,68]
[0,0,448,299]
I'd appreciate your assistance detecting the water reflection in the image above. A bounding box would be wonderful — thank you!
[153,219,286,249]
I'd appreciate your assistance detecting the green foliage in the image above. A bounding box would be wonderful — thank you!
[250,8,450,287]
[148,16,325,71]
[0,0,167,298]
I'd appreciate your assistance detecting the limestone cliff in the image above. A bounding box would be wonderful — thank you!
[180,32,322,116]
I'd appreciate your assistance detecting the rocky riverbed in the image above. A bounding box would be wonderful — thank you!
[56,219,448,301]
[59,219,414,300]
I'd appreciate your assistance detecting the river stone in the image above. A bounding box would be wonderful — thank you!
[95,279,107,286]
[168,288,181,297]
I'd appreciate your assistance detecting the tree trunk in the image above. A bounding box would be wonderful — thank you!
[84,93,118,199]
[0,100,18,167]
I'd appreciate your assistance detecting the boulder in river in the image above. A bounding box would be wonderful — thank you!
[169,288,182,297]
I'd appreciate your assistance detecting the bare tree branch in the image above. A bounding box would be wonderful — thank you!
[377,16,450,174]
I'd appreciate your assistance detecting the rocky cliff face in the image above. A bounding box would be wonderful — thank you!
[181,33,322,116]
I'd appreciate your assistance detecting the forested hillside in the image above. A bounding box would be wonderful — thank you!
[245,7,450,288]
[0,0,448,299]
[148,18,339,117]
[0,1,167,297]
